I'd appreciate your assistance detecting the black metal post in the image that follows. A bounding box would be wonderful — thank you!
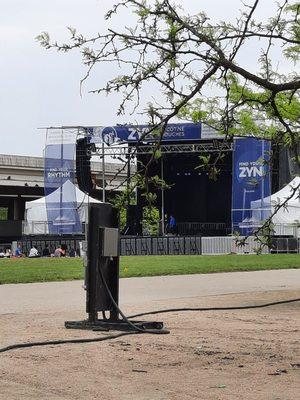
[125,150,131,233]
[65,202,164,332]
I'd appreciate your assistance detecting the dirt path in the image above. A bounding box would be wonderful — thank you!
[1,288,299,399]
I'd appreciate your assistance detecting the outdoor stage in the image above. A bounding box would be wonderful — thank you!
[80,123,280,237]
[23,122,286,242]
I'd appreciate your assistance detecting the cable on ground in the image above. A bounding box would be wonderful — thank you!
[129,297,300,319]
[1,286,299,354]
[0,332,140,354]
[98,259,170,335]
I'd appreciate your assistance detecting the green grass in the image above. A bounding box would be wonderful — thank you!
[0,258,83,284]
[0,254,299,285]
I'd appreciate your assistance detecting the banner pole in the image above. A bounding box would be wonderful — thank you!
[102,141,106,202]
[161,157,165,235]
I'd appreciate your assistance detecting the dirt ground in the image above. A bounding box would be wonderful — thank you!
[0,289,299,400]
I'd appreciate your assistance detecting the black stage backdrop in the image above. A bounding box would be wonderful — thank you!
[136,151,232,232]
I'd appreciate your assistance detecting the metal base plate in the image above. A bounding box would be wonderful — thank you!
[65,319,164,332]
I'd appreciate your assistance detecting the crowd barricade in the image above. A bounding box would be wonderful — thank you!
[201,236,269,255]
[12,237,84,257]
[9,235,300,257]
[120,236,201,256]
[270,237,299,254]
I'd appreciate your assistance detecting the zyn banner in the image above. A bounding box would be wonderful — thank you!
[44,129,82,234]
[87,123,225,144]
[88,123,203,144]
[232,137,272,235]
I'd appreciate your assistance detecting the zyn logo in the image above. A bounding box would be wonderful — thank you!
[239,166,263,178]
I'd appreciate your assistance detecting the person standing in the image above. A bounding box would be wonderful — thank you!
[169,215,176,234]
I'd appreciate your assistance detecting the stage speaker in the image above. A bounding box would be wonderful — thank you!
[76,137,94,194]
[125,204,139,235]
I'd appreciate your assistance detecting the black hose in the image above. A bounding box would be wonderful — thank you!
[1,297,299,354]
[98,259,170,335]
[0,260,169,355]
[1,266,299,354]
[129,297,300,319]
[0,331,140,354]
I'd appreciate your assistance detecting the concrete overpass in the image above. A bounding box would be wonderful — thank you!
[0,154,126,242]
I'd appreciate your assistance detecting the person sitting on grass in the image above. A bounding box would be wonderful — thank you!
[69,248,76,257]
[53,244,67,257]
[60,244,67,257]
[15,244,25,258]
[42,244,50,257]
[53,246,62,257]
[28,245,40,258]
[4,248,11,258]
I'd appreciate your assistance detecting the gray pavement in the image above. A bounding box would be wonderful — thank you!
[1,269,299,314]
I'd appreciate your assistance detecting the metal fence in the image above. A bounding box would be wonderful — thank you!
[11,234,300,257]
[176,222,229,236]
[120,236,202,256]
[272,223,300,238]
[120,235,299,255]
[201,236,270,255]
[270,237,299,254]
[13,237,83,257]
[22,221,86,235]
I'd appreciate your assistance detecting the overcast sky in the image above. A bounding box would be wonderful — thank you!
[1,0,285,156]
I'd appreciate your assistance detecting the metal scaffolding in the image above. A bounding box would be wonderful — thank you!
[91,141,233,157]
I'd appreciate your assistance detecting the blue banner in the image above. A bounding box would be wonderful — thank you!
[88,123,202,144]
[44,130,82,234]
[232,138,272,235]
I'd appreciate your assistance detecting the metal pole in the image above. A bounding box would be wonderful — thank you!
[125,150,131,232]
[102,141,106,202]
[59,129,64,235]
[161,156,165,235]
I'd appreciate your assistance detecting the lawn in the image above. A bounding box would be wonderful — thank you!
[0,254,299,284]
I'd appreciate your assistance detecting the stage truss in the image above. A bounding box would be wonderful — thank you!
[91,141,233,157]
[42,126,233,157]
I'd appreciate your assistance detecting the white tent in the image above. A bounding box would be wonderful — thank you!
[24,180,101,234]
[251,176,300,236]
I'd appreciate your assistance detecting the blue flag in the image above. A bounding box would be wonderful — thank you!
[232,138,272,235]
[44,130,82,234]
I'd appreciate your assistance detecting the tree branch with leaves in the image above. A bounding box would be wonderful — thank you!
[37,0,300,241]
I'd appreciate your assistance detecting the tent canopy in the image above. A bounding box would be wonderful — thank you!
[26,180,97,206]
[25,180,101,233]
[268,176,300,206]
[251,176,300,226]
